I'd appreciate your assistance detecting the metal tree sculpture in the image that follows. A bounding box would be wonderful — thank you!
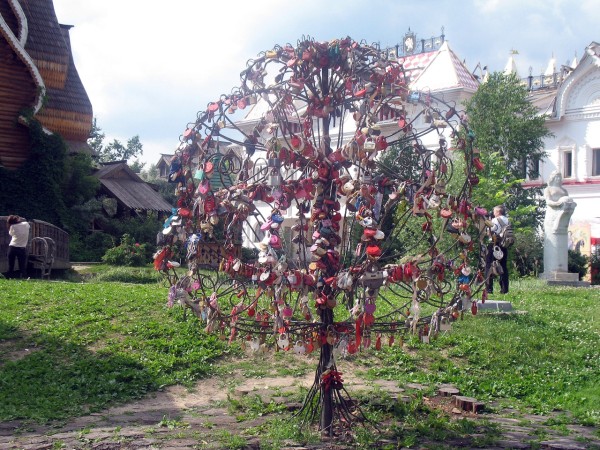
[155,37,487,436]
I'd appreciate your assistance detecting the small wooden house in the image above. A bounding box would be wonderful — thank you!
[94,162,173,218]
[0,0,93,169]
[156,154,174,179]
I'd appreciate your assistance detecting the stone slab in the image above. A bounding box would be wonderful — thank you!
[476,300,513,312]
[540,271,579,282]
[546,280,591,287]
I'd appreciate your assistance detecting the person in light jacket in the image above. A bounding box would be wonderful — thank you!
[485,206,510,294]
[6,215,30,279]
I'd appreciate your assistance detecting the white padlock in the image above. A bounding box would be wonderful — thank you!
[293,341,306,355]
[277,333,290,349]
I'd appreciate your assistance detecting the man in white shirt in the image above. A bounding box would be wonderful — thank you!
[6,215,30,279]
[485,206,510,294]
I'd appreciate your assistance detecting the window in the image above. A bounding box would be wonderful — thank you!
[563,151,573,178]
[593,148,600,176]
[527,157,541,180]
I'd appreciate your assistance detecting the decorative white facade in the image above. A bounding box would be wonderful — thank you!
[524,42,600,257]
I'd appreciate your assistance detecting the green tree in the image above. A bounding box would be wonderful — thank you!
[464,72,551,229]
[129,158,146,173]
[0,119,98,242]
[140,164,176,205]
[61,153,100,208]
[139,163,159,181]
[90,119,144,163]
[466,72,549,179]
[88,118,105,156]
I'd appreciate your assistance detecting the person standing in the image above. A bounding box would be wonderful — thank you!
[6,215,30,279]
[485,205,510,294]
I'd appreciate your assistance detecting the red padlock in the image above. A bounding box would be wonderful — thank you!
[376,135,388,150]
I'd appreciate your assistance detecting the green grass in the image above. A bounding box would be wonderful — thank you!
[0,277,228,422]
[64,264,165,284]
[362,278,600,426]
[1,270,599,440]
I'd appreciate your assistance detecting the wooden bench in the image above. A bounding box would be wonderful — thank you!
[28,237,55,279]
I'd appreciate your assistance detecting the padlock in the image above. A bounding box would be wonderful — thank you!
[267,157,280,169]
[282,305,293,319]
[249,338,260,351]
[326,331,336,345]
[364,297,376,314]
[277,333,290,349]
[363,138,376,151]
[287,273,297,285]
[293,341,306,355]
[269,172,281,186]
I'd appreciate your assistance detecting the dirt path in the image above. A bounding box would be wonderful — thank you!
[1,363,598,450]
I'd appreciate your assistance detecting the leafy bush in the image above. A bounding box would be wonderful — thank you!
[0,119,98,234]
[591,246,600,285]
[70,231,115,262]
[568,249,589,281]
[241,246,258,263]
[111,215,162,261]
[512,230,543,276]
[102,234,150,266]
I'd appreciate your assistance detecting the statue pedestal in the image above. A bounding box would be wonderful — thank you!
[540,271,590,287]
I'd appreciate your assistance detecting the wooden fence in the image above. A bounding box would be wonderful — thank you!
[0,217,70,273]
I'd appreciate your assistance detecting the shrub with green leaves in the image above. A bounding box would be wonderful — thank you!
[590,245,599,285]
[568,249,589,281]
[512,229,543,276]
[101,234,149,266]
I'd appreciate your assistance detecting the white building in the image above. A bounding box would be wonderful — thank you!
[522,42,600,258]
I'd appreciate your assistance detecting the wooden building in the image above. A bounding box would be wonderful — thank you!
[0,0,93,170]
[156,154,173,179]
[94,161,173,218]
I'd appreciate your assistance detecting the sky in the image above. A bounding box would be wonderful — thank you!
[52,0,600,167]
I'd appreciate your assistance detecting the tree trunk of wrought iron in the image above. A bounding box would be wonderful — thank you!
[318,66,335,436]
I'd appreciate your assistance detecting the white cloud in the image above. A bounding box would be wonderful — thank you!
[51,0,600,165]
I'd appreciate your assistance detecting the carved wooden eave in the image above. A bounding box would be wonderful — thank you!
[0,0,46,117]
[7,0,27,46]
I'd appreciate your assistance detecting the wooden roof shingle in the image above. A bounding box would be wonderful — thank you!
[19,0,69,66]
[95,162,173,213]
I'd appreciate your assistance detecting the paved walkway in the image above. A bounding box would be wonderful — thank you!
[0,373,598,449]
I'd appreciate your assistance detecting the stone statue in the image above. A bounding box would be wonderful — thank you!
[542,170,577,278]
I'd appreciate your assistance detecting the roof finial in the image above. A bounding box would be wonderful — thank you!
[570,52,578,69]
